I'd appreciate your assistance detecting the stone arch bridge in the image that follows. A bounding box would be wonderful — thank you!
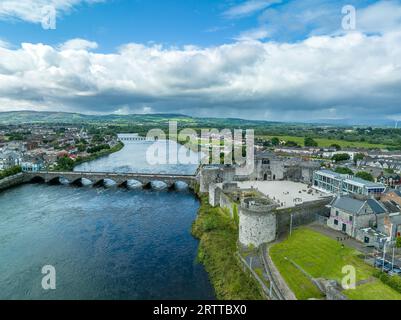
[24,171,197,190]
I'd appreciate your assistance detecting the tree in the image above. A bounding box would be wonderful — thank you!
[332,153,351,162]
[305,137,318,147]
[271,137,280,146]
[353,153,365,165]
[335,167,354,175]
[396,237,401,249]
[330,144,342,151]
[55,156,75,171]
[285,140,299,147]
[355,171,374,182]
[0,165,22,179]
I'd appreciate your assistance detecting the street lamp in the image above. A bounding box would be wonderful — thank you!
[382,240,388,273]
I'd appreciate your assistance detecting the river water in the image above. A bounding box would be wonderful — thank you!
[0,140,215,299]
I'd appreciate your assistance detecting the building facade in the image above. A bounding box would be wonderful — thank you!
[327,195,387,237]
[313,170,386,196]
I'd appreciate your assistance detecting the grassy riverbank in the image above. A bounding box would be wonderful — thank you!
[192,195,263,300]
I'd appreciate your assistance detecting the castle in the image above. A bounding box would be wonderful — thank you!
[199,151,331,248]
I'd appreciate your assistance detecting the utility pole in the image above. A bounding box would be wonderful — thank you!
[382,241,387,273]
[290,214,293,237]
[392,245,395,271]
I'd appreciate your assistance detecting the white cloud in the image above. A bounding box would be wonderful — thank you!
[0,0,104,24]
[0,32,401,121]
[0,39,11,48]
[223,0,281,19]
[235,26,270,41]
[358,1,401,34]
[60,38,98,51]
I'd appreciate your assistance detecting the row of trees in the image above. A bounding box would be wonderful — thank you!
[270,136,342,150]
[0,165,22,180]
[334,167,374,182]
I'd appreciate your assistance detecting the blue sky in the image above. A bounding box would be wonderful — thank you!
[0,0,263,51]
[0,0,400,123]
[0,0,378,50]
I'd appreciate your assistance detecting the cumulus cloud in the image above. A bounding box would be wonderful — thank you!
[0,0,104,24]
[0,32,401,121]
[233,0,401,42]
[60,38,98,51]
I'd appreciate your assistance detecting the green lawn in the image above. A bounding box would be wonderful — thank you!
[270,228,401,300]
[261,135,388,149]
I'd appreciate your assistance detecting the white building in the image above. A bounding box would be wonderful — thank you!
[313,170,386,196]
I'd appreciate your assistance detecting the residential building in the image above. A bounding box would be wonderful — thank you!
[381,189,401,207]
[327,195,387,237]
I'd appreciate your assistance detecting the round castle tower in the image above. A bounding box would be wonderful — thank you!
[239,197,279,247]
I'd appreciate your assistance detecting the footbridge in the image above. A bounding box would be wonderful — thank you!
[24,171,197,190]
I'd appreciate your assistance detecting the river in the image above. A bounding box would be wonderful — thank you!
[0,140,215,299]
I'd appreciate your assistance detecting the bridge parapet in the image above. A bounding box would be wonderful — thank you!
[24,171,197,190]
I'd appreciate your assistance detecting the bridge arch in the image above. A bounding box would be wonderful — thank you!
[121,179,144,189]
[30,176,45,184]
[170,181,189,191]
[48,176,71,185]
[71,178,93,187]
[93,179,117,188]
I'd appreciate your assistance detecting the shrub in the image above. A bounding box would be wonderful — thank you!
[374,271,401,293]
[0,165,22,180]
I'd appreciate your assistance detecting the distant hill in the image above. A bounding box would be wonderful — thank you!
[0,111,286,128]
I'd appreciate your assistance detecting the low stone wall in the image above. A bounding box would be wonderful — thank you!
[265,246,297,300]
[0,173,27,192]
[219,192,236,217]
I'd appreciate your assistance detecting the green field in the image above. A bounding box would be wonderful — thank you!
[261,135,388,149]
[270,228,401,300]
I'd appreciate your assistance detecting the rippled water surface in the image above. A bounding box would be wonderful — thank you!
[0,141,215,299]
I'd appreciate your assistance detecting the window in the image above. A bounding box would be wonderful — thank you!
[349,216,353,222]
[364,237,370,244]
[334,219,338,226]
[336,210,339,216]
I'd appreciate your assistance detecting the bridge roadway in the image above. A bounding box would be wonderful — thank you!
[24,171,197,189]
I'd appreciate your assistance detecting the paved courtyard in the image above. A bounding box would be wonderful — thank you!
[235,181,330,209]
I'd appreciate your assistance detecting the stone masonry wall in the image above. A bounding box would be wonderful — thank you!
[276,198,331,237]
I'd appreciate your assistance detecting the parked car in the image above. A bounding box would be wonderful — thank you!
[374,258,394,272]
[389,268,401,276]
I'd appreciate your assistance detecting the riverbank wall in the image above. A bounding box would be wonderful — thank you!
[0,173,28,192]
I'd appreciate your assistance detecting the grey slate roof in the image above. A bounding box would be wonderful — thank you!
[381,200,400,213]
[366,199,386,214]
[331,196,387,215]
[331,196,365,214]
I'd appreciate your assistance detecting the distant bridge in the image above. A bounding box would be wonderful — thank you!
[24,171,197,190]
[117,134,156,142]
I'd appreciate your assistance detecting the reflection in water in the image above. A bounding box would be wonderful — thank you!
[74,140,200,175]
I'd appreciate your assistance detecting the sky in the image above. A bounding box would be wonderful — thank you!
[0,0,400,123]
